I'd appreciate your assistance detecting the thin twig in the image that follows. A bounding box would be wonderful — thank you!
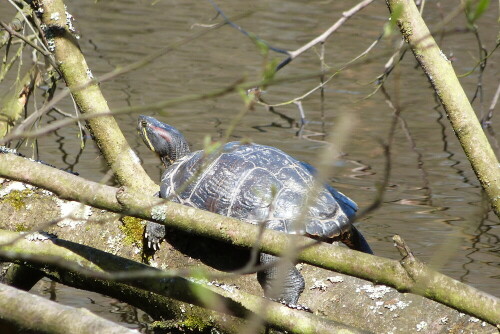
[276,0,375,71]
[6,0,49,54]
[0,21,51,57]
[206,0,289,56]
[355,85,398,220]
[0,12,248,145]
[0,69,337,145]
[482,80,500,126]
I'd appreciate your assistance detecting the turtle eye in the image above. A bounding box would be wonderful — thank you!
[141,120,148,128]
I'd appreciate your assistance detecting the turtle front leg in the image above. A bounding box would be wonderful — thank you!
[145,191,167,250]
[257,253,305,306]
[145,222,166,250]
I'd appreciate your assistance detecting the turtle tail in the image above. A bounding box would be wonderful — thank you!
[342,226,373,254]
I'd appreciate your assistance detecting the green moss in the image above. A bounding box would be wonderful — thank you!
[180,316,210,332]
[14,223,28,232]
[152,316,213,333]
[119,216,145,247]
[149,320,170,330]
[1,189,35,211]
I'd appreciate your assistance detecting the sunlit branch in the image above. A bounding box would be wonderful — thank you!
[276,0,375,71]
[1,152,499,325]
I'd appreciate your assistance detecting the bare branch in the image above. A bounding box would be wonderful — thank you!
[0,230,367,334]
[0,21,51,57]
[482,80,500,126]
[0,283,136,334]
[386,0,500,218]
[1,152,499,325]
[277,0,375,71]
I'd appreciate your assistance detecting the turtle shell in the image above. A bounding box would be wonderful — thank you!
[160,142,357,239]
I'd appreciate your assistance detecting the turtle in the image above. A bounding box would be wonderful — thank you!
[138,115,373,305]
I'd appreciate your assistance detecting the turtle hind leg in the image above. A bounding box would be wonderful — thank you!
[145,221,166,251]
[342,226,373,254]
[257,253,305,305]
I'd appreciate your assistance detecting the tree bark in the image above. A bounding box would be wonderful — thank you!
[385,0,500,217]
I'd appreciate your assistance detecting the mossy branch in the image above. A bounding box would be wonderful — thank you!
[32,0,157,192]
[0,66,38,138]
[0,282,136,334]
[385,0,500,218]
[0,230,365,334]
[0,152,499,325]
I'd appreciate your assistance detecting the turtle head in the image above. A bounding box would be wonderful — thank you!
[138,115,190,167]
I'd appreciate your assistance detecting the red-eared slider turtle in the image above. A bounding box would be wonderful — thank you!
[138,115,372,305]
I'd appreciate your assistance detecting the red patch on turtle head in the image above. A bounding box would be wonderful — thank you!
[151,125,173,143]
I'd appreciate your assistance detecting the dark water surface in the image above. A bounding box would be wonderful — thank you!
[2,0,499,330]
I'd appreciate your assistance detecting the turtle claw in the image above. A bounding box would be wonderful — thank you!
[286,302,312,313]
[264,296,311,312]
[276,299,312,312]
[147,240,161,251]
[145,222,166,251]
[147,239,162,251]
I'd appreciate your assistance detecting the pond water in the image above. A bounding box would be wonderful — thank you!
[2,0,499,331]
